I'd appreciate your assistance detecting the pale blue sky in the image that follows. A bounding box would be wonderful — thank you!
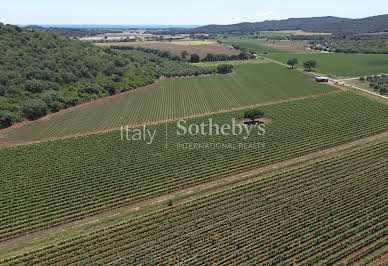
[1,0,388,25]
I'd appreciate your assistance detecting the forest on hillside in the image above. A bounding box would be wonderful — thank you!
[0,24,209,129]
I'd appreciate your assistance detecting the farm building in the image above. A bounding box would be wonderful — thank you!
[315,77,329,82]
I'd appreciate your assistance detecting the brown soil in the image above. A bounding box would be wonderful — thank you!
[0,90,343,147]
[326,82,349,91]
[97,42,240,58]
[367,252,388,266]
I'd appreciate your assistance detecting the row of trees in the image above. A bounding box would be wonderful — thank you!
[287,58,317,71]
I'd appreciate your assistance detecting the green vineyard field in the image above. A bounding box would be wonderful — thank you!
[0,92,387,240]
[267,53,388,77]
[2,63,336,143]
[2,140,387,264]
[222,37,289,54]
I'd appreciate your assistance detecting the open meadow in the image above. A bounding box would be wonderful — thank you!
[267,53,388,77]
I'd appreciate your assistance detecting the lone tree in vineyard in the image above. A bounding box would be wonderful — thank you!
[287,58,298,69]
[244,109,264,123]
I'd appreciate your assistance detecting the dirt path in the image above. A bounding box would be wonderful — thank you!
[367,252,388,266]
[0,90,343,147]
[0,131,386,259]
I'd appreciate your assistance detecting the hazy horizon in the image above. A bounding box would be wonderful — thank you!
[1,0,387,25]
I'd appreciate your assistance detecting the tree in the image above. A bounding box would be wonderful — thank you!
[287,58,298,69]
[244,110,264,122]
[42,90,64,107]
[22,99,48,120]
[303,60,317,71]
[104,81,116,96]
[190,53,200,63]
[167,199,173,207]
[181,50,189,59]
[0,110,12,128]
[217,64,234,74]
[203,53,216,62]
[171,55,181,61]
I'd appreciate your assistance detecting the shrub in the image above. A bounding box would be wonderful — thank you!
[217,64,234,74]
[22,99,48,120]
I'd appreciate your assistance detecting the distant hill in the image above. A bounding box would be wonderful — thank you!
[169,15,388,34]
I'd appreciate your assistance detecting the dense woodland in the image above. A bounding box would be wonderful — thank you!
[161,15,388,34]
[0,24,210,128]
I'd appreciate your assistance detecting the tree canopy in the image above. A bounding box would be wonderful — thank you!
[303,60,317,72]
[244,110,265,122]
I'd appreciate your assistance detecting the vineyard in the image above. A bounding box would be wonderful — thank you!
[0,92,387,240]
[267,53,388,77]
[1,63,337,143]
[222,37,289,54]
[2,140,386,264]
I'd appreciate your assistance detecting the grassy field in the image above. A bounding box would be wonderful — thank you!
[1,140,387,264]
[0,92,387,240]
[222,38,290,54]
[267,53,388,77]
[2,63,337,143]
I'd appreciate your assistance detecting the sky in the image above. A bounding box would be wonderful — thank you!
[1,0,388,25]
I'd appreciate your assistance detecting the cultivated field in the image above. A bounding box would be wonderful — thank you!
[267,53,388,77]
[222,38,289,54]
[260,40,316,53]
[96,41,239,58]
[1,63,338,144]
[2,140,386,264]
[0,92,387,240]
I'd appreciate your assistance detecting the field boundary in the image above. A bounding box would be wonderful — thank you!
[0,90,344,147]
[0,131,387,259]
[262,56,388,100]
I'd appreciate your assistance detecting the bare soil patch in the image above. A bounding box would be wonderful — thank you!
[326,82,349,91]
[97,42,239,58]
